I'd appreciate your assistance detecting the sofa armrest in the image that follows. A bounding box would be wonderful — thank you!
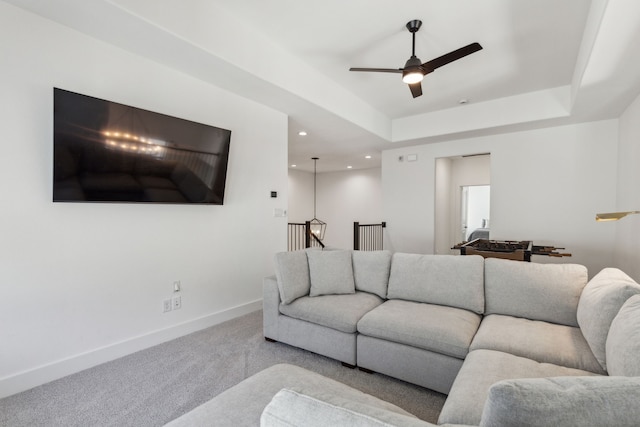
[261,388,434,427]
[480,376,640,427]
[263,275,280,340]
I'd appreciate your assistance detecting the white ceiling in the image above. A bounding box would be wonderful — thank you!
[6,0,640,172]
[213,0,588,118]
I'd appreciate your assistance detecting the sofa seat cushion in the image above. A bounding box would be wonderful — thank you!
[470,314,605,374]
[261,387,433,427]
[438,349,600,427]
[280,291,383,334]
[484,258,588,326]
[577,267,640,371]
[480,376,640,427]
[357,300,481,359]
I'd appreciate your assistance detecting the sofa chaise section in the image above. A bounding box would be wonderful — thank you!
[442,292,640,426]
[438,349,602,426]
[438,259,639,426]
[469,259,603,373]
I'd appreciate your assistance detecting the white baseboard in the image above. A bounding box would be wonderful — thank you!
[0,299,262,399]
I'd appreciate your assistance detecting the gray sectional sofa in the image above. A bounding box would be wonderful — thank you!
[262,249,640,426]
[167,249,640,426]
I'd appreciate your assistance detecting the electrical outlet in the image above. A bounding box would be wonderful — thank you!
[172,295,182,310]
[163,299,172,313]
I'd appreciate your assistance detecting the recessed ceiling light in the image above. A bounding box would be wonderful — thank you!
[291,164,297,168]
[347,165,353,169]
[365,155,372,159]
[298,131,307,136]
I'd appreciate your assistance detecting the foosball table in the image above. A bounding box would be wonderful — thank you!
[452,239,571,261]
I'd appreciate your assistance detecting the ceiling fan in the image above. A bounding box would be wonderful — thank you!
[349,20,482,98]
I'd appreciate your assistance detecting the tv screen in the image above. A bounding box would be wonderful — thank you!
[53,88,231,204]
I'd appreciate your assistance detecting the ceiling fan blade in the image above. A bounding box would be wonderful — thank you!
[423,42,482,71]
[409,82,422,98]
[349,67,403,74]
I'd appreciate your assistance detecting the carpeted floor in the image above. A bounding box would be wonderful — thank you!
[0,310,446,426]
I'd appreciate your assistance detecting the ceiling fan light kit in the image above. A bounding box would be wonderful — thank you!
[350,19,483,98]
[401,57,424,84]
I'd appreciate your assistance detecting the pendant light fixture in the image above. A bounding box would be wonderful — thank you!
[309,157,326,241]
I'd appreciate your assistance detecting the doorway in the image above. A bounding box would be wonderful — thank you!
[461,185,491,242]
[434,154,491,254]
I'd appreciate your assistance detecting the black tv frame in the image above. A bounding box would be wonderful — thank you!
[53,88,231,205]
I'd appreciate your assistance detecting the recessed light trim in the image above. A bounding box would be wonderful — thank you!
[298,131,307,136]
[365,155,372,159]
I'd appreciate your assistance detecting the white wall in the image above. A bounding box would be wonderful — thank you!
[288,168,383,250]
[287,169,314,223]
[0,3,288,397]
[383,120,618,276]
[615,92,640,281]
[434,158,452,255]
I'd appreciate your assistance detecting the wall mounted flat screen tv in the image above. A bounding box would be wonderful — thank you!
[53,88,231,204]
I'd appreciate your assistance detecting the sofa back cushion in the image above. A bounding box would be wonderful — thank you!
[577,268,640,371]
[386,254,485,314]
[352,250,392,299]
[307,250,355,297]
[606,294,640,376]
[484,258,587,326]
[274,251,311,304]
[480,376,640,427]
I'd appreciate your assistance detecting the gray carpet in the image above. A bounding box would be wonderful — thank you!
[0,310,446,426]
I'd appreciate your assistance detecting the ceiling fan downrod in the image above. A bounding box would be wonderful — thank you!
[406,20,422,57]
